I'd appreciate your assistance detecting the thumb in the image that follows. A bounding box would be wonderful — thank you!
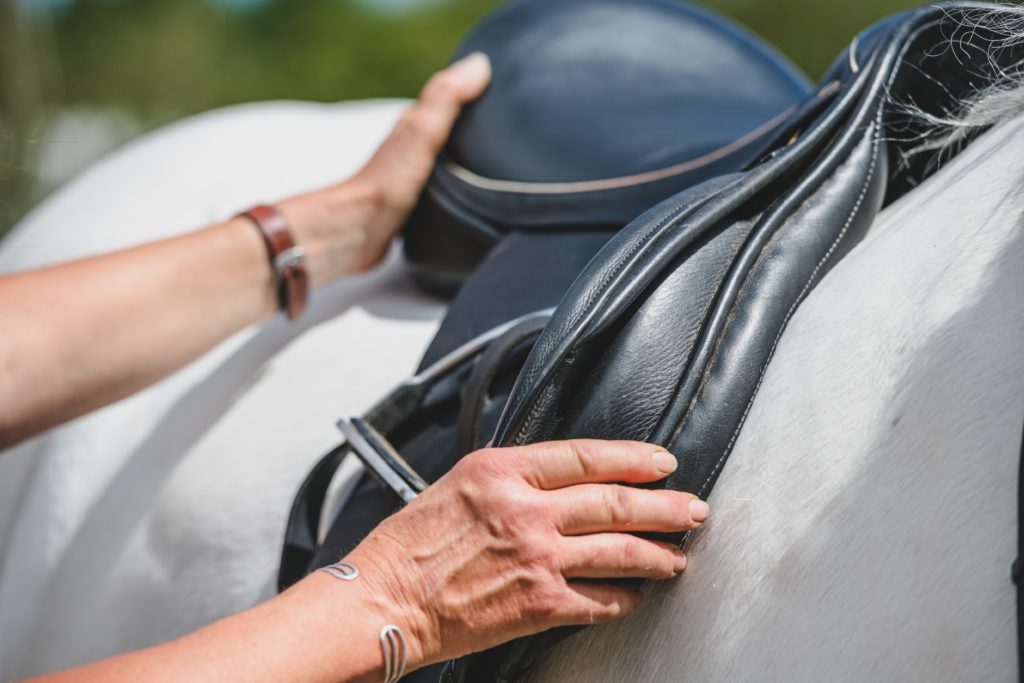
[358,53,491,205]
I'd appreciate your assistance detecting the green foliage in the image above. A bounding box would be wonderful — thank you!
[49,0,506,124]
[42,0,925,122]
[0,0,925,235]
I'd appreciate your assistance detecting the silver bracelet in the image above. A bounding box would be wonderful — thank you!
[318,560,359,581]
[318,563,408,681]
[380,624,408,683]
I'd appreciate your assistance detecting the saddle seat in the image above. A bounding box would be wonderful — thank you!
[403,0,812,294]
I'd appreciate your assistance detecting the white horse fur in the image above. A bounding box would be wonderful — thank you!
[1,59,1023,683]
[0,99,446,678]
[529,98,1024,682]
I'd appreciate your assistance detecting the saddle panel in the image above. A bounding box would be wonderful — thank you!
[552,216,759,444]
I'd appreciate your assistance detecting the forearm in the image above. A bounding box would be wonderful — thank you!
[27,573,407,683]
[0,183,377,450]
[0,52,491,451]
[21,437,703,683]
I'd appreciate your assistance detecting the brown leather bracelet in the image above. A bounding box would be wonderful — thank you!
[238,204,309,320]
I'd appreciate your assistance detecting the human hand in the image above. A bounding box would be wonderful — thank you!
[342,440,709,670]
[280,52,491,286]
[24,443,703,683]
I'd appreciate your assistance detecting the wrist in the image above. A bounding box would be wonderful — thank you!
[340,543,437,671]
[285,566,432,682]
[277,179,387,288]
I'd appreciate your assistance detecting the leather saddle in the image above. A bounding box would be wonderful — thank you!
[279,2,1024,681]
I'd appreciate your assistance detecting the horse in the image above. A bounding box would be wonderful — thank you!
[0,80,1022,683]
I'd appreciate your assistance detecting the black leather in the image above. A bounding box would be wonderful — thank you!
[443,5,1024,680]
[403,0,812,294]
[277,3,1024,682]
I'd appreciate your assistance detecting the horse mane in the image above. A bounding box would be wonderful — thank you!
[896,4,1024,159]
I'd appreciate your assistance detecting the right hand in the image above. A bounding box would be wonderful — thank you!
[345,439,710,669]
[280,52,492,283]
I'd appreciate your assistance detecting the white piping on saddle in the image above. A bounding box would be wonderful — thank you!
[849,35,862,74]
[443,105,798,195]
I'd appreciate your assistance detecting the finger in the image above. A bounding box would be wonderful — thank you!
[417,51,492,126]
[560,534,685,580]
[553,484,708,535]
[512,439,679,490]
[361,52,491,190]
[556,582,642,626]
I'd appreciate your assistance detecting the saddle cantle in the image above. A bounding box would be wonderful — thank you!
[403,0,812,295]
[279,2,1024,682]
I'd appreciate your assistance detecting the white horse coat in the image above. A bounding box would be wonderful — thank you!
[0,99,1021,681]
[528,114,1024,681]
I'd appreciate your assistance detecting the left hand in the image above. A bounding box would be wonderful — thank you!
[280,52,492,286]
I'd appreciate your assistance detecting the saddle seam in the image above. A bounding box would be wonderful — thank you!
[693,13,946,498]
[443,107,795,195]
[696,117,882,499]
[511,179,741,445]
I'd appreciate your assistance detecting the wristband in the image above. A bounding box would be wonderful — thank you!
[318,561,409,682]
[238,204,309,320]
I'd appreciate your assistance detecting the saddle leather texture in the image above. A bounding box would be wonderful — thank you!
[402,0,812,294]
[278,2,1024,682]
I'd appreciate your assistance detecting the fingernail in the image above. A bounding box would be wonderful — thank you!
[673,549,687,573]
[689,499,709,524]
[452,51,492,81]
[652,449,677,475]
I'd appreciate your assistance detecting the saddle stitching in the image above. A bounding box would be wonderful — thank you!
[444,107,796,195]
[697,117,883,499]
[694,16,943,497]
[511,178,744,445]
[668,114,871,453]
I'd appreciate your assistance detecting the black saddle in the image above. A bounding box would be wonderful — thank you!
[279,2,1024,681]
[403,0,812,296]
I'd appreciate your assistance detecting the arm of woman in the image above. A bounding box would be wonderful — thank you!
[26,440,708,683]
[0,53,491,451]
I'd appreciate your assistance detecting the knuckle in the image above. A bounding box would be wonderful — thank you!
[398,107,431,139]
[653,548,677,578]
[674,491,699,527]
[619,537,644,571]
[525,583,566,622]
[606,485,635,526]
[455,448,489,475]
[568,440,600,480]
[605,590,641,622]
[654,490,689,528]
[483,489,543,538]
[455,447,508,484]
[423,71,459,102]
[395,108,419,133]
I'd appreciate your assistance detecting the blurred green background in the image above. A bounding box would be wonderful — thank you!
[0,0,923,237]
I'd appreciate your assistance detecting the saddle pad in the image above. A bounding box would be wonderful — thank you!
[402,0,812,294]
